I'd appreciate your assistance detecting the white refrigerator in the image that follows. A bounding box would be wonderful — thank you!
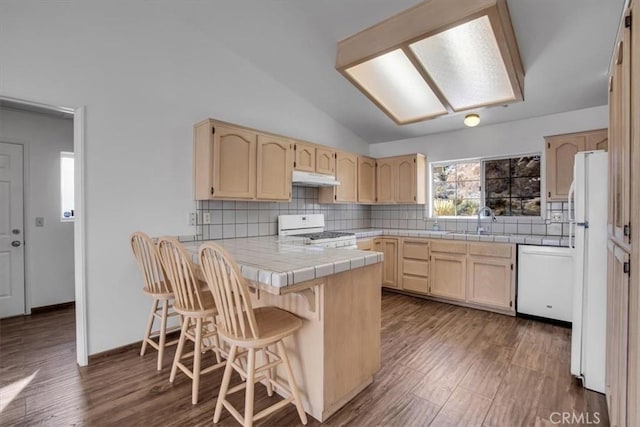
[569,150,608,393]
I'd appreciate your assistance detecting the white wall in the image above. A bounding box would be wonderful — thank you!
[369,106,609,161]
[0,2,369,354]
[0,108,75,308]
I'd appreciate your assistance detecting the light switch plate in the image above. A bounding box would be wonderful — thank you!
[36,217,44,227]
[188,212,197,226]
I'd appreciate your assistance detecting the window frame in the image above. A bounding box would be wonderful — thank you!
[428,152,543,219]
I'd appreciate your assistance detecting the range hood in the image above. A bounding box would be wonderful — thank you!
[292,170,340,187]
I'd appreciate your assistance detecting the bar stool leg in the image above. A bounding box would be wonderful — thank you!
[157,299,169,371]
[141,298,159,356]
[244,348,256,427]
[170,317,190,383]
[262,347,273,397]
[192,317,203,405]
[214,344,237,423]
[277,341,307,425]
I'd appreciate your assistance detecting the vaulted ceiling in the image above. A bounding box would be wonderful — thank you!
[183,1,626,143]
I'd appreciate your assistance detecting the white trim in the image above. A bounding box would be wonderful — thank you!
[73,106,88,366]
[0,95,75,115]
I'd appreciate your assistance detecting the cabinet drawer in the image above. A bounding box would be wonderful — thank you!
[403,259,429,277]
[402,240,429,260]
[469,243,513,259]
[402,275,429,294]
[430,240,467,255]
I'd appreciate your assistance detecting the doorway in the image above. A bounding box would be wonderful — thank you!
[0,96,87,365]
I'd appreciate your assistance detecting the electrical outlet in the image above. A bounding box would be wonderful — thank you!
[551,212,563,223]
[188,212,197,226]
[401,211,409,220]
[203,212,211,224]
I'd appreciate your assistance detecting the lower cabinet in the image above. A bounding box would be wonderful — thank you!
[376,237,516,315]
[430,251,467,301]
[467,257,513,310]
[374,238,398,288]
[399,239,429,294]
[606,240,630,427]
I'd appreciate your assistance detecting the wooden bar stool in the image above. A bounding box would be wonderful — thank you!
[130,232,181,371]
[157,236,226,405]
[199,242,308,427]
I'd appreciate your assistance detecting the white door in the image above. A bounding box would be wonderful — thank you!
[0,142,25,318]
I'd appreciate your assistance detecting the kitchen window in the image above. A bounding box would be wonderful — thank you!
[431,154,541,217]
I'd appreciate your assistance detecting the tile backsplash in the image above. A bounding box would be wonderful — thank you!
[370,201,573,237]
[193,189,572,241]
[195,187,370,240]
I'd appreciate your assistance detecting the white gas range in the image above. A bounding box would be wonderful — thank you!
[278,214,357,249]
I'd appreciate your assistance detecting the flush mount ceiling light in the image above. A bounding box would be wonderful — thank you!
[336,0,524,125]
[464,113,481,127]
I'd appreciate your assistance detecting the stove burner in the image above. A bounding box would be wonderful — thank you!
[296,231,355,240]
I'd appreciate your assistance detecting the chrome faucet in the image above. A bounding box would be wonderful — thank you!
[476,206,497,235]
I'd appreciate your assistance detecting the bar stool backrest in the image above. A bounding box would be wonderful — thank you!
[130,232,170,294]
[199,242,260,340]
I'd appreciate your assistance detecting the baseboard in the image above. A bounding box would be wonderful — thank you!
[87,330,181,364]
[30,301,75,314]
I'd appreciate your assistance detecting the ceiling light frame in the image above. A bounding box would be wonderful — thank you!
[336,0,524,125]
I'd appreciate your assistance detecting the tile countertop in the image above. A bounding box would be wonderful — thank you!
[182,236,382,289]
[348,228,571,247]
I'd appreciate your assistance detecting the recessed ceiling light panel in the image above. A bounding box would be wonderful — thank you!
[409,16,515,111]
[345,49,447,123]
[336,0,524,126]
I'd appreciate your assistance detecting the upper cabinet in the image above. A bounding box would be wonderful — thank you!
[376,158,395,203]
[376,154,426,204]
[293,142,315,172]
[316,148,336,175]
[194,119,291,201]
[293,143,335,176]
[257,134,293,201]
[545,129,608,201]
[319,151,358,203]
[358,156,376,203]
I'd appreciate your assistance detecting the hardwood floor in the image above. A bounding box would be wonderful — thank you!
[0,291,608,426]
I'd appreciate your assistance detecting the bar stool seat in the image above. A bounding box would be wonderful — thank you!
[224,306,302,348]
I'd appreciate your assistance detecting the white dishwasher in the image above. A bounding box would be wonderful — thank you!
[517,245,573,322]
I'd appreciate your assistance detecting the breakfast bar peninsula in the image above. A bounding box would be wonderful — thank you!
[184,236,383,422]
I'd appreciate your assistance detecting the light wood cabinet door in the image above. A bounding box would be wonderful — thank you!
[400,239,429,294]
[335,152,358,202]
[257,135,292,201]
[396,155,417,203]
[374,238,397,288]
[294,142,315,172]
[315,148,335,175]
[546,135,585,200]
[358,156,376,203]
[587,129,609,151]
[467,257,513,310]
[376,158,395,203]
[430,252,466,301]
[212,124,257,199]
[606,241,630,427]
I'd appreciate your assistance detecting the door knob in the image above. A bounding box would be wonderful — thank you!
[11,241,21,247]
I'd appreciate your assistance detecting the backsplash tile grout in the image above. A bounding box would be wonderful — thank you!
[190,188,572,241]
